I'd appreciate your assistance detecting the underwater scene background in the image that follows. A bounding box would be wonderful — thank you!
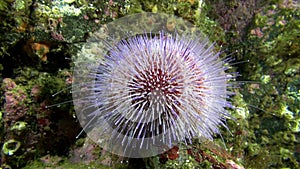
[0,0,299,168]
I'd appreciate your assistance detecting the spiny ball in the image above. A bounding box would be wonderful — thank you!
[73,13,233,158]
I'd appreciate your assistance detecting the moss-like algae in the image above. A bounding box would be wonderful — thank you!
[0,0,299,168]
[227,0,300,168]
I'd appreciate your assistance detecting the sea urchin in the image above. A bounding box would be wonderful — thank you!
[72,13,234,158]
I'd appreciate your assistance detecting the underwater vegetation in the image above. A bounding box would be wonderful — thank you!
[0,0,299,168]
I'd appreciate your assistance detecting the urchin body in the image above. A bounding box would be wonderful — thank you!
[87,32,232,150]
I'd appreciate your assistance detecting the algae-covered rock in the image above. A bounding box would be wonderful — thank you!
[0,0,299,168]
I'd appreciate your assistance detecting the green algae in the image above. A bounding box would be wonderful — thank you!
[2,139,21,156]
[0,70,78,168]
[10,121,27,131]
[0,0,128,167]
[233,1,299,168]
[22,156,125,169]
[0,0,299,168]
[198,0,300,168]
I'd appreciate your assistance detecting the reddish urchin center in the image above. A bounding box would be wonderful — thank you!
[129,67,183,113]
